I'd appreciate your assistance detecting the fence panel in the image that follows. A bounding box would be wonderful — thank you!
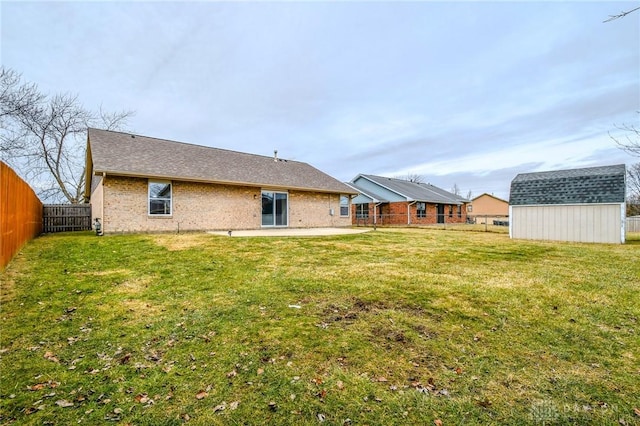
[1,161,43,270]
[353,213,509,232]
[43,204,91,233]
[627,217,640,233]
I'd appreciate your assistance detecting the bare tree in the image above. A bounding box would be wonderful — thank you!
[610,118,640,215]
[393,173,425,183]
[604,6,640,23]
[0,68,44,156]
[450,183,461,196]
[627,163,640,216]
[465,190,473,201]
[0,67,133,203]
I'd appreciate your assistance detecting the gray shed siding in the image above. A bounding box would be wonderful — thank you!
[510,203,625,244]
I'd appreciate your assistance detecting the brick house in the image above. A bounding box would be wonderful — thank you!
[85,128,357,234]
[467,193,509,224]
[347,174,468,226]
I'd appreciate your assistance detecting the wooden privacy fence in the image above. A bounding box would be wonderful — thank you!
[43,204,91,233]
[627,216,640,233]
[1,161,43,270]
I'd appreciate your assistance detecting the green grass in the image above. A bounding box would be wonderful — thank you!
[1,229,639,425]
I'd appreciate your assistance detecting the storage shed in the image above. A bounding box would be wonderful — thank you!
[509,164,626,244]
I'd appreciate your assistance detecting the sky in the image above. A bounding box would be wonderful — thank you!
[1,0,638,200]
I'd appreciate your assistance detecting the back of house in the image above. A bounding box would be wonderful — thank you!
[85,128,357,233]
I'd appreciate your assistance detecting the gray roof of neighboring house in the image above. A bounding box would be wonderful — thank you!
[86,128,356,195]
[350,174,468,204]
[509,164,626,206]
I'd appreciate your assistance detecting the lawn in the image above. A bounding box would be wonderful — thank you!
[1,229,639,425]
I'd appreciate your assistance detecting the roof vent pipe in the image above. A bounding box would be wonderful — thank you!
[274,150,278,162]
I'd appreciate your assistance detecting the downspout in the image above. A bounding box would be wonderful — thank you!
[374,203,383,225]
[101,172,106,234]
[407,200,417,225]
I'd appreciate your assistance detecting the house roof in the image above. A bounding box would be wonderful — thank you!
[509,164,626,206]
[471,193,508,204]
[85,128,356,196]
[350,174,468,205]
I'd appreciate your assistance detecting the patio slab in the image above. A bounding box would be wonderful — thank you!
[207,227,372,237]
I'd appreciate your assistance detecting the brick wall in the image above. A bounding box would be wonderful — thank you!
[98,175,351,233]
[351,201,467,225]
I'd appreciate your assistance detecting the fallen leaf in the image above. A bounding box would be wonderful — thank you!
[377,377,388,382]
[56,400,74,408]
[434,419,443,426]
[634,407,640,416]
[44,351,60,363]
[227,370,237,378]
[257,368,264,375]
[229,400,239,410]
[317,413,326,422]
[336,380,345,390]
[28,384,46,391]
[195,390,208,400]
[455,367,463,375]
[213,402,227,413]
[134,394,149,404]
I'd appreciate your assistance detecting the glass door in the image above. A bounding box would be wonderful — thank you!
[262,191,288,226]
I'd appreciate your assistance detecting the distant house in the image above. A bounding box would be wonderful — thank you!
[509,164,626,244]
[468,193,509,224]
[85,128,357,234]
[347,174,468,226]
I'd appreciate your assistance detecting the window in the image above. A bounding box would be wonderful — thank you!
[262,191,288,226]
[417,202,426,218]
[340,195,349,217]
[467,204,473,213]
[149,181,172,215]
[448,205,453,218]
[356,203,369,219]
[457,205,462,218]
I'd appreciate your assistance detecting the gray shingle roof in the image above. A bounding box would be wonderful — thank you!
[509,164,626,206]
[351,174,467,204]
[86,128,356,194]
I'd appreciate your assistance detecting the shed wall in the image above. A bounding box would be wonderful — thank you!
[510,204,624,243]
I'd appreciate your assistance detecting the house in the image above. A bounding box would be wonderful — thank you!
[84,128,357,234]
[509,164,626,244]
[467,193,509,225]
[347,174,468,226]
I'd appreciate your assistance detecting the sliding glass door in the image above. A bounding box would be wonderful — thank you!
[262,191,288,227]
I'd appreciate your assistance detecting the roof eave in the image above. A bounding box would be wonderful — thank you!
[93,169,357,195]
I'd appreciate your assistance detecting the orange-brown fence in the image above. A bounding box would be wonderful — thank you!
[1,161,43,270]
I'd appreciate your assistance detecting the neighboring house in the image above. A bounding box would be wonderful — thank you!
[85,128,357,233]
[347,174,468,226]
[467,193,509,224]
[509,164,626,244]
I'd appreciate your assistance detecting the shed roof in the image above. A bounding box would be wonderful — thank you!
[85,128,356,196]
[350,174,467,204]
[509,164,626,206]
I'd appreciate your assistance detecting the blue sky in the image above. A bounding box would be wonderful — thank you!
[2,1,638,199]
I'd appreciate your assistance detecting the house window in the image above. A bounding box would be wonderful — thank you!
[417,202,426,218]
[467,204,473,213]
[340,195,350,217]
[448,205,453,218]
[356,203,369,219]
[262,191,288,226]
[149,181,172,216]
[457,205,462,218]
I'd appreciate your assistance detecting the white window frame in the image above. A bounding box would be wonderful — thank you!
[148,180,172,216]
[340,195,350,217]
